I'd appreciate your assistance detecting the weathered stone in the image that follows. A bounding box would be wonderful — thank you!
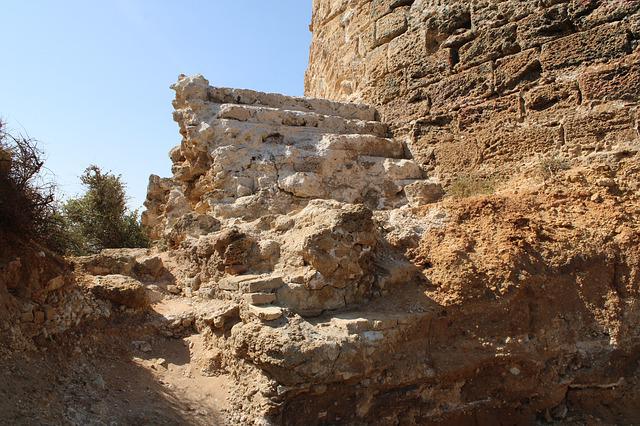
[374,8,407,47]
[387,29,425,73]
[45,275,66,292]
[428,62,494,111]
[564,106,636,152]
[90,275,148,309]
[458,23,520,69]
[579,54,640,102]
[517,4,573,49]
[540,22,630,71]
[240,276,285,293]
[404,180,445,206]
[276,283,346,316]
[524,82,580,112]
[243,293,277,305]
[495,48,541,93]
[167,285,181,295]
[248,305,283,321]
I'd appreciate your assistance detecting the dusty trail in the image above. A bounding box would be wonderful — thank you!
[0,296,233,425]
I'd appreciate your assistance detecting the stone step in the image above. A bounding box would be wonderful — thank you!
[208,86,377,121]
[213,120,395,151]
[357,156,424,181]
[216,104,388,137]
[248,304,284,321]
[318,134,406,159]
[243,292,277,305]
[218,274,285,293]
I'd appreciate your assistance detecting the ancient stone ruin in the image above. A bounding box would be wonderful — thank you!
[143,74,440,319]
[1,1,640,425]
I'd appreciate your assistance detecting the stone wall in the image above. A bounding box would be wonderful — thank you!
[305,0,640,180]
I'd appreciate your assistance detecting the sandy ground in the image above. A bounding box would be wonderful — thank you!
[0,298,233,426]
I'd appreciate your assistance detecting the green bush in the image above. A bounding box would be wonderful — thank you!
[62,165,148,255]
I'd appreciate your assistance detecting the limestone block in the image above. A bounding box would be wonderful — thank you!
[524,82,580,112]
[365,44,388,83]
[428,62,493,111]
[387,29,425,73]
[564,106,637,152]
[239,276,285,293]
[495,48,541,93]
[276,283,346,317]
[374,9,407,47]
[458,23,520,69]
[248,305,283,321]
[243,293,277,305]
[540,22,630,71]
[404,180,445,206]
[517,4,573,49]
[278,172,325,198]
[579,54,640,102]
[90,275,148,309]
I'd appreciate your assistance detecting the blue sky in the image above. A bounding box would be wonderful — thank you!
[1,1,312,209]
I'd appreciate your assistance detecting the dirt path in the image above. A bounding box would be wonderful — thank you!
[0,298,234,425]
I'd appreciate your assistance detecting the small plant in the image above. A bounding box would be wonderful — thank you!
[538,157,569,179]
[447,173,497,199]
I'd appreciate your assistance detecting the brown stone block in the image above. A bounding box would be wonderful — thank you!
[572,2,640,31]
[540,22,630,71]
[371,0,413,20]
[479,123,562,164]
[470,2,537,29]
[374,8,407,47]
[458,23,520,69]
[428,62,493,111]
[457,95,522,131]
[366,45,389,82]
[517,3,573,50]
[412,115,455,145]
[408,48,453,84]
[433,138,482,174]
[387,29,425,72]
[579,54,640,102]
[564,105,637,152]
[410,115,455,167]
[524,82,580,113]
[373,69,407,104]
[495,48,542,93]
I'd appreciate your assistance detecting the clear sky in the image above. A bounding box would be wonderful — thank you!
[1,1,312,209]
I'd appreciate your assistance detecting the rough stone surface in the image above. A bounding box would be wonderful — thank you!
[142,74,434,318]
[305,0,640,181]
[89,275,148,309]
[3,2,640,425]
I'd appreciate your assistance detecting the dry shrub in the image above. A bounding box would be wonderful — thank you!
[0,121,63,251]
[447,173,497,199]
